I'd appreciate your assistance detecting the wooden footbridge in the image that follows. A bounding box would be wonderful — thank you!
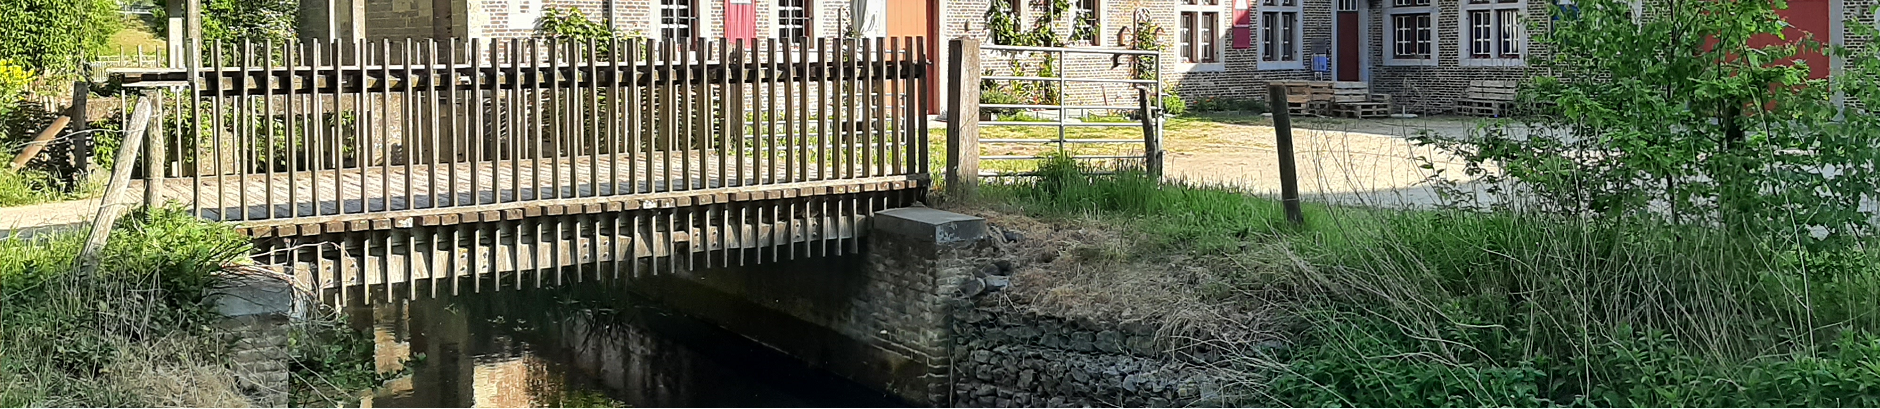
[108,37,932,300]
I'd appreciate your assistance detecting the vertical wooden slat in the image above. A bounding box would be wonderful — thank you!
[508,39,522,204]
[311,40,325,215]
[757,39,771,187]
[894,36,907,176]
[796,39,809,184]
[529,38,544,201]
[286,40,303,217]
[469,38,483,207]
[784,39,798,185]
[859,39,873,179]
[262,40,279,219]
[188,49,204,216]
[916,37,930,175]
[872,37,885,178]
[404,38,419,211]
[607,38,621,197]
[210,40,227,219]
[710,38,725,191]
[684,38,699,191]
[233,39,249,220]
[815,37,830,182]
[845,38,858,181]
[661,40,675,193]
[586,38,601,198]
[379,40,393,213]
[348,38,365,215]
[627,38,641,196]
[548,37,563,200]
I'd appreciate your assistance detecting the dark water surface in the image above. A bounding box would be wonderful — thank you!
[342,279,905,407]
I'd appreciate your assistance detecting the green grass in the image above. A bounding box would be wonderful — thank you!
[0,169,74,206]
[974,160,1880,407]
[0,207,384,406]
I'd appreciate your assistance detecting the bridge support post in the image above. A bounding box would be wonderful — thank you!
[862,206,989,405]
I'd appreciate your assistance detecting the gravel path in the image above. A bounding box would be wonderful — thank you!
[1161,116,1502,208]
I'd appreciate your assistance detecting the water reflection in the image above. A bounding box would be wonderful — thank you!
[344,278,904,407]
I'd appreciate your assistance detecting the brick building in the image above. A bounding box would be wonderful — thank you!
[300,0,1875,114]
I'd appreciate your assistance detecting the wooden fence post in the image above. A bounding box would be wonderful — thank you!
[74,94,156,277]
[1266,84,1303,225]
[144,92,165,210]
[1139,87,1161,177]
[70,81,90,173]
[945,38,980,199]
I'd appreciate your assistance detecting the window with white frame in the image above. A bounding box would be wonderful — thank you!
[1462,0,1524,64]
[1178,0,1221,65]
[1072,0,1101,45]
[659,0,697,40]
[777,0,810,40]
[1386,0,1434,64]
[1259,0,1300,68]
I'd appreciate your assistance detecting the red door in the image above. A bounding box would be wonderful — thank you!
[1749,0,1832,79]
[887,0,938,113]
[1334,0,1361,81]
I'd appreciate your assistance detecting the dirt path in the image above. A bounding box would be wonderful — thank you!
[1161,116,1500,208]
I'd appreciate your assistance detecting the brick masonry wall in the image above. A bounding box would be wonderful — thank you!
[1363,0,1546,114]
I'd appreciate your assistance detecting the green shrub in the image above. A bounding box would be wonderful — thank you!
[0,59,29,118]
[1161,94,1186,117]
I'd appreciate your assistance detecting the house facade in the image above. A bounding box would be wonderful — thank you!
[305,0,1875,114]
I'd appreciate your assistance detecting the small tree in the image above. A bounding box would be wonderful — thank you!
[0,0,119,76]
[1418,0,1880,252]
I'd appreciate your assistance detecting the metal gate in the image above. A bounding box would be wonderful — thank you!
[943,39,1163,192]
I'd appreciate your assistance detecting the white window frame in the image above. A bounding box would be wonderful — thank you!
[1177,0,1225,72]
[1257,0,1303,70]
[1384,0,1437,66]
[776,0,812,41]
[1458,0,1526,66]
[1070,0,1104,46]
[654,0,702,40]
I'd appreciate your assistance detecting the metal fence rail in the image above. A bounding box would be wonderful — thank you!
[974,43,1162,171]
[115,36,930,225]
[944,39,1163,195]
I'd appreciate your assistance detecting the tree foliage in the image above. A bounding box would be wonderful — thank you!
[152,0,298,43]
[0,0,119,76]
[1419,0,1880,253]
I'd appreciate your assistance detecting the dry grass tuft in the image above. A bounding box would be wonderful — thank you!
[959,206,1301,355]
[102,335,254,408]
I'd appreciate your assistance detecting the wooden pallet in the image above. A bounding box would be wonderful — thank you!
[1455,99,1513,117]
[1287,100,1329,116]
[1331,102,1391,118]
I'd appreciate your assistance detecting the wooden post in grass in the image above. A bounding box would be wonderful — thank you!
[1267,84,1304,225]
[74,94,156,277]
[69,81,90,174]
[945,38,981,199]
[1139,86,1162,177]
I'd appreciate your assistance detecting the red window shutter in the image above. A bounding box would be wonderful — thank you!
[1232,0,1252,49]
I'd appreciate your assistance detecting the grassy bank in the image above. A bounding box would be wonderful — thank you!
[967,158,1880,407]
[0,207,383,406]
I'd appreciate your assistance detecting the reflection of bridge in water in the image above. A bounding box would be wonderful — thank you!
[111,37,932,300]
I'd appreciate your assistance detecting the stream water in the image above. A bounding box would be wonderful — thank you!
[340,279,905,407]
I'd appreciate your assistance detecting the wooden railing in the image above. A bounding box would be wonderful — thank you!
[118,37,930,224]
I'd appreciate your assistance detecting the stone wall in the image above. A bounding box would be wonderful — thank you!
[948,306,1226,407]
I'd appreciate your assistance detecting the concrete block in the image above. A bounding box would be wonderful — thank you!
[873,208,987,244]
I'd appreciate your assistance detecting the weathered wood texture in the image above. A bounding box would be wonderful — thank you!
[122,37,931,226]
